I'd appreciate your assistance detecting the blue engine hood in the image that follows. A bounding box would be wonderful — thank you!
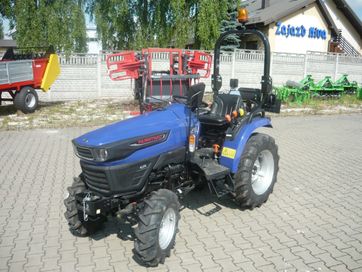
[74,103,189,147]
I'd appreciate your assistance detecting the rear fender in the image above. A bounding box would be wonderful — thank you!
[219,117,272,173]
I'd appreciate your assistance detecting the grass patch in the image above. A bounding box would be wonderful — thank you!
[284,94,362,109]
[1,95,361,130]
[0,99,136,131]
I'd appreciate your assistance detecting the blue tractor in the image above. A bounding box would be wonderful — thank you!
[64,26,281,267]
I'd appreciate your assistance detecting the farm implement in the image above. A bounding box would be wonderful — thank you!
[275,74,360,103]
[106,48,212,113]
[0,47,60,113]
[64,7,281,267]
[358,87,362,99]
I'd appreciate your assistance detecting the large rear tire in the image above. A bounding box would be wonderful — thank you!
[14,86,38,113]
[234,133,279,209]
[64,176,105,237]
[134,189,180,267]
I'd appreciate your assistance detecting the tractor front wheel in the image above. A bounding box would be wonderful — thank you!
[134,189,180,267]
[234,133,279,209]
[64,176,105,237]
[14,86,38,113]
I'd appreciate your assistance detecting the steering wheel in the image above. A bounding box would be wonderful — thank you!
[173,95,210,112]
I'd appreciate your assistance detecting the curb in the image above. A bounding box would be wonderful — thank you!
[278,106,362,116]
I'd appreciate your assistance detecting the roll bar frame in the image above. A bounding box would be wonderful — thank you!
[212,28,272,105]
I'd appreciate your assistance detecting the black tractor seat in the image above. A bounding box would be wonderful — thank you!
[199,94,244,126]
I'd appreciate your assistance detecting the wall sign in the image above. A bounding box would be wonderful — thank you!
[275,21,327,40]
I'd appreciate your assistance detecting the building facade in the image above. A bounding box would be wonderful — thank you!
[246,0,362,55]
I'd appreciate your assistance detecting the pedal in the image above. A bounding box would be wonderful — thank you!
[176,184,195,199]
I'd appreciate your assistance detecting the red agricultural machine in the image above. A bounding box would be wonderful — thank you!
[106,48,212,112]
[0,47,60,113]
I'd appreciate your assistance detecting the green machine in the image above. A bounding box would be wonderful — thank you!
[299,74,315,90]
[274,86,310,104]
[334,74,358,94]
[357,87,362,100]
[275,74,361,103]
[311,76,344,97]
[275,75,313,104]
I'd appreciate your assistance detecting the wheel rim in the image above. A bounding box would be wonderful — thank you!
[159,208,176,250]
[251,150,274,195]
[25,92,36,108]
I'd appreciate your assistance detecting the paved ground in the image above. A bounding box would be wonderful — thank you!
[0,114,362,272]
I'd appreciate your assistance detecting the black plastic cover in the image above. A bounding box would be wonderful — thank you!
[80,156,157,197]
[264,94,281,113]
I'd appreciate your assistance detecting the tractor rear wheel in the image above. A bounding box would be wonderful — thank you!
[64,176,105,237]
[14,86,38,113]
[234,133,279,209]
[134,189,180,267]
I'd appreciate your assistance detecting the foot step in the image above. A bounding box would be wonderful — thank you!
[191,149,230,180]
[208,179,233,198]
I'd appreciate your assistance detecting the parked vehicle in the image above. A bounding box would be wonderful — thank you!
[64,8,281,267]
[0,47,60,113]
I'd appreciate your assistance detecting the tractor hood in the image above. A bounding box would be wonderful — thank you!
[74,103,188,147]
[72,103,191,163]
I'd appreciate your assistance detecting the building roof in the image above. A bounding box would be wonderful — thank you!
[247,0,315,25]
[333,0,362,38]
[246,0,362,38]
[0,39,17,48]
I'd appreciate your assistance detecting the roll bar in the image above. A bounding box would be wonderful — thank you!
[212,28,272,103]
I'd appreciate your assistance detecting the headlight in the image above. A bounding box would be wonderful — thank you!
[93,148,109,162]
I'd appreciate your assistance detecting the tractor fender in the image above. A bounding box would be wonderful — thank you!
[219,117,272,173]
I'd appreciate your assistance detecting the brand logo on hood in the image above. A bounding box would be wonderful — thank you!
[82,138,89,143]
[130,133,168,147]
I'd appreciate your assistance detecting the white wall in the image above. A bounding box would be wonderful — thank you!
[268,3,331,54]
[36,50,362,102]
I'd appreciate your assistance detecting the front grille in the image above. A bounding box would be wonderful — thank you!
[77,146,93,160]
[81,164,111,196]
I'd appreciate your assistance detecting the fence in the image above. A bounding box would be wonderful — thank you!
[38,49,362,102]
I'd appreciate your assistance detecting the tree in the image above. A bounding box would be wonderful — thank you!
[0,0,12,18]
[169,0,189,48]
[0,19,3,39]
[195,0,228,49]
[88,0,134,50]
[86,0,229,50]
[0,0,12,39]
[87,0,191,50]
[219,0,242,51]
[3,0,87,53]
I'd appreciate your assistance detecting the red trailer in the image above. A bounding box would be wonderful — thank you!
[0,47,60,113]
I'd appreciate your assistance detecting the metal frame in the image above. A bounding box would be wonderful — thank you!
[212,28,272,105]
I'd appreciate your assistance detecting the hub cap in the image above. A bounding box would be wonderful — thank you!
[159,208,176,250]
[251,150,274,195]
[25,92,36,108]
